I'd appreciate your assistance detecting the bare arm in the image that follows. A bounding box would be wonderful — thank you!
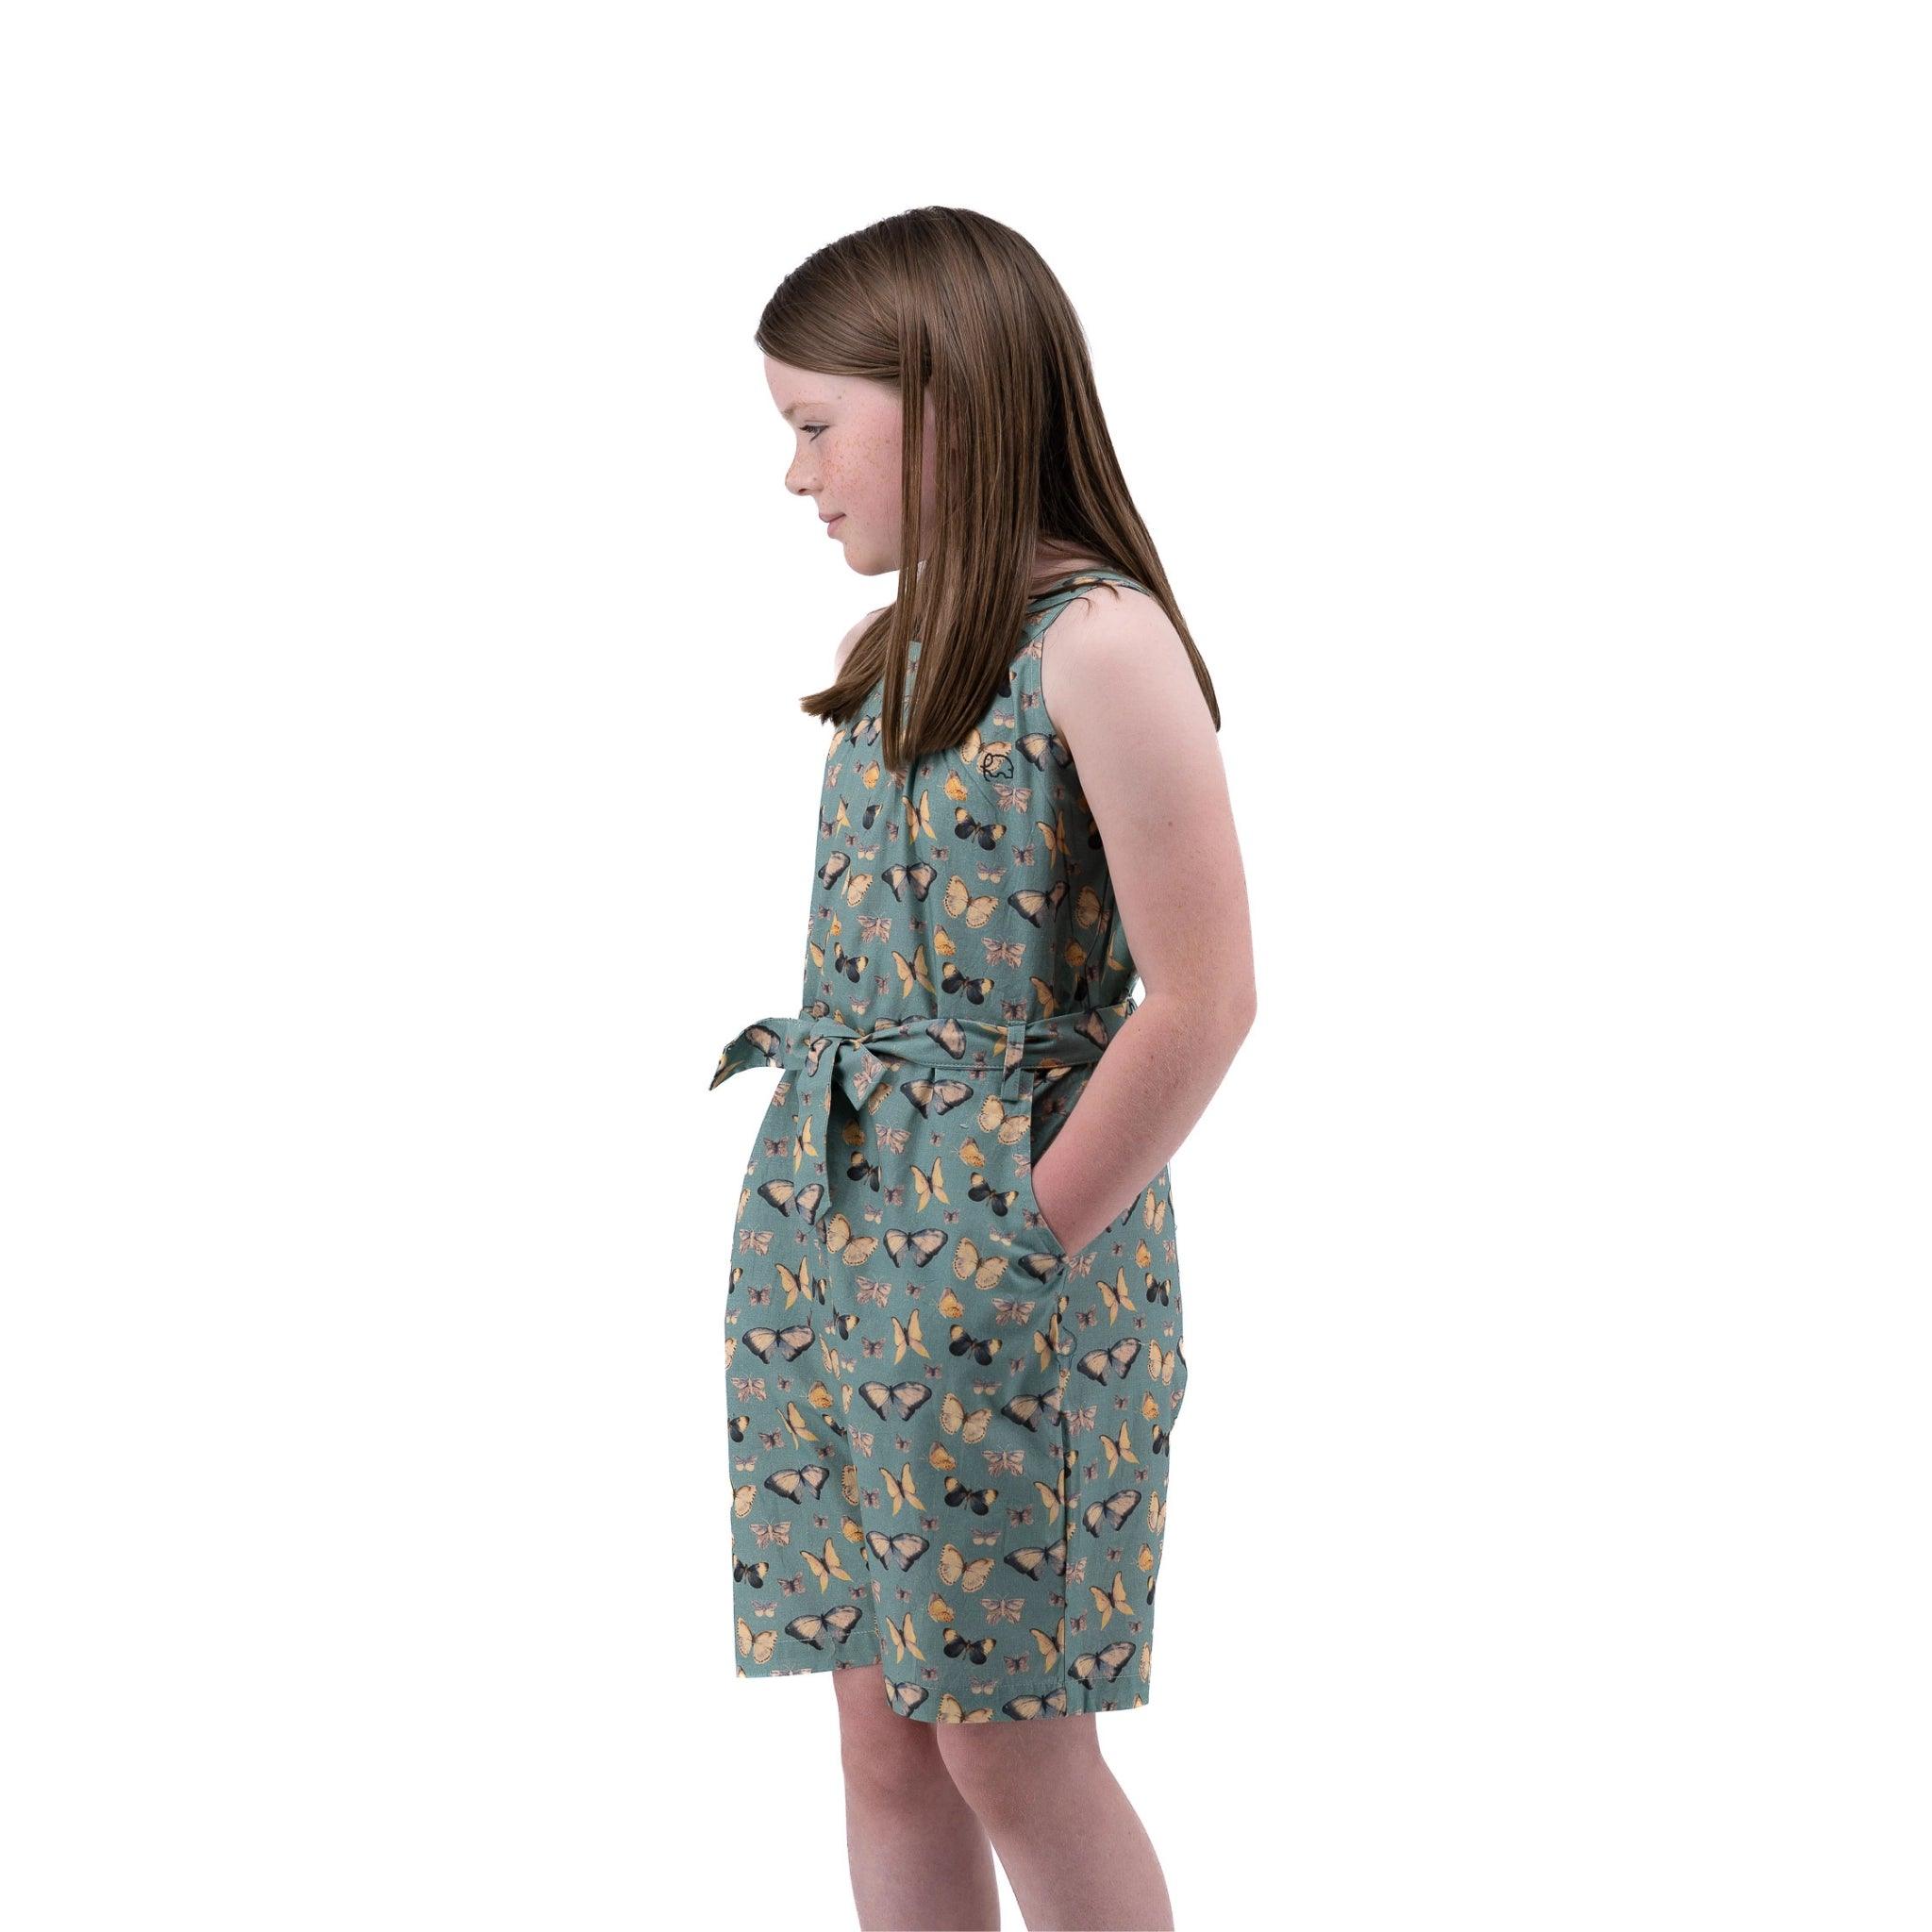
[1029,591,1257,1257]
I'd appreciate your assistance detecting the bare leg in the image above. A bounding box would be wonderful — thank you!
[833,1662,1003,1930]
[936,1713,1172,1931]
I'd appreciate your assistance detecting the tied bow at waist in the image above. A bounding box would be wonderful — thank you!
[708,997,1138,1196]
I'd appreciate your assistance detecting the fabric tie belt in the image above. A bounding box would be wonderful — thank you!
[709,995,1138,1227]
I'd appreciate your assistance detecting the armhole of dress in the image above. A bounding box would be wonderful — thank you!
[1030,573,1148,744]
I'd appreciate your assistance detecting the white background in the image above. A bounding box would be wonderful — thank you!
[5,5,1926,1927]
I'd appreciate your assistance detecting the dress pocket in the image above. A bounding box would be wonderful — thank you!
[1008,1066,1072,1277]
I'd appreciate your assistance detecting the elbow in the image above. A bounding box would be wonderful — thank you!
[1208,979,1257,1049]
[1228,982,1257,1042]
[1141,975,1256,1046]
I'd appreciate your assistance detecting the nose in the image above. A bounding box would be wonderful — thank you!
[786,454,817,496]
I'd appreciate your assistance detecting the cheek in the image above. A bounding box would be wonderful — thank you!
[841,428,903,519]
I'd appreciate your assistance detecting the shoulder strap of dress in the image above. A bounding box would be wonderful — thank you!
[1021,570,1149,625]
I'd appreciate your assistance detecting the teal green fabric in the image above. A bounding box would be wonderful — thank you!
[711,571,1189,1722]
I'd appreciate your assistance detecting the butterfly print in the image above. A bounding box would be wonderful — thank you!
[711,575,1189,1722]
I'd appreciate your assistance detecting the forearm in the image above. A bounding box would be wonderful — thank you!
[1025,986,1253,1260]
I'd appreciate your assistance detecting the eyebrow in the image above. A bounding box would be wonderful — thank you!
[779,401,829,423]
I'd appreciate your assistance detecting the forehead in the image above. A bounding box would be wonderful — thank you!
[765,356,847,420]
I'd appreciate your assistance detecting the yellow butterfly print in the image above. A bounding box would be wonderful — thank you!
[972,1095,1032,1146]
[1031,1618,1064,1670]
[891,1310,928,1360]
[941,1392,992,1441]
[910,1158,949,1209]
[942,875,999,927]
[891,946,936,997]
[736,1617,777,1664]
[938,1543,996,1591]
[821,1214,879,1267]
[1090,1570,1131,1627]
[800,1539,853,1591]
[882,1461,925,1515]
[884,1611,925,1663]
[951,1237,1008,1291]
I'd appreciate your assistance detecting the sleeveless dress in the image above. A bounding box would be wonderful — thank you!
[709,570,1189,1724]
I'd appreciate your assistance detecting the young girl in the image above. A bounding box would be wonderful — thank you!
[709,208,1255,1932]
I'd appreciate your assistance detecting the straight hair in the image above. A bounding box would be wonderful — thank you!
[756,207,1220,775]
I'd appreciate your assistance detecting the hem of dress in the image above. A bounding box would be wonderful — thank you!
[730,1655,1158,1723]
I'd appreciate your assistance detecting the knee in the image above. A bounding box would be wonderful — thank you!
[936,1734,1071,1833]
[836,1677,943,1808]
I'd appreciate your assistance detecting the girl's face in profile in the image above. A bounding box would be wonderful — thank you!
[764,354,938,577]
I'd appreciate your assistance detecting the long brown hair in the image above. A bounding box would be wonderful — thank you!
[756,207,1219,776]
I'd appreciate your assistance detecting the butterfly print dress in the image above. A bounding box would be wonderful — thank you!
[710,570,1189,1724]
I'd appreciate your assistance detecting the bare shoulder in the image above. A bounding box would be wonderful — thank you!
[833,604,891,675]
[1038,583,1206,744]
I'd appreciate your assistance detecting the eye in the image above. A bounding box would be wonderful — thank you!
[803,425,827,441]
